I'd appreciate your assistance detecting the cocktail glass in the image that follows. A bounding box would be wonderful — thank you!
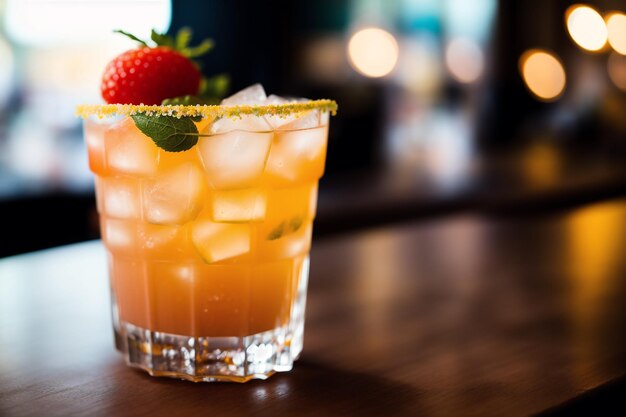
[79,90,335,382]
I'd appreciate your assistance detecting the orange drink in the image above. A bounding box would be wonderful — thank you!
[79,86,336,382]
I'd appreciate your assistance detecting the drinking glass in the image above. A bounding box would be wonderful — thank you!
[80,101,333,382]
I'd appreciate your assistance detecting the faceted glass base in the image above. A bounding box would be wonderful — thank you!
[115,321,302,382]
[112,257,309,383]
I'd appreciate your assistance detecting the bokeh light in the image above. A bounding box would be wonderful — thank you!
[394,36,442,98]
[607,52,626,90]
[445,37,484,83]
[606,12,626,55]
[348,28,399,78]
[565,5,608,52]
[5,0,171,45]
[0,35,14,107]
[520,49,566,101]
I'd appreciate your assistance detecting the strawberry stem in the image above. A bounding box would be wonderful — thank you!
[114,28,215,61]
[113,29,148,47]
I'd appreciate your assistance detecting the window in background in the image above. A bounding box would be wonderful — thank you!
[347,0,497,188]
[0,33,12,108]
[0,0,171,197]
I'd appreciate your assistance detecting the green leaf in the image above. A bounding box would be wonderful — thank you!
[151,29,174,48]
[289,216,303,232]
[162,95,219,106]
[113,29,148,47]
[200,74,230,99]
[182,39,214,58]
[131,114,199,152]
[267,222,286,240]
[175,27,193,50]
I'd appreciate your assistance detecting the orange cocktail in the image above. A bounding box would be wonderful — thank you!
[80,85,336,382]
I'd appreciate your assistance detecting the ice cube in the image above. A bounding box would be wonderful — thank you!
[138,223,196,261]
[265,126,328,183]
[211,189,267,222]
[191,220,251,263]
[264,95,294,129]
[105,118,159,176]
[84,118,107,174]
[221,83,267,105]
[266,94,288,105]
[102,218,188,261]
[142,163,204,225]
[280,222,312,258]
[101,218,135,250]
[137,223,179,250]
[197,130,273,189]
[320,111,330,126]
[276,110,320,130]
[100,178,142,219]
[258,222,313,260]
[210,114,272,134]
[265,115,293,130]
[264,96,318,129]
[211,84,272,133]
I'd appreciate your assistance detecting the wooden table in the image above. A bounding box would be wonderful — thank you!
[2,199,626,416]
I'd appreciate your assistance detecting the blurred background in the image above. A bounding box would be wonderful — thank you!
[1,0,626,257]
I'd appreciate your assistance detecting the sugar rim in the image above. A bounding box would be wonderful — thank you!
[76,99,337,119]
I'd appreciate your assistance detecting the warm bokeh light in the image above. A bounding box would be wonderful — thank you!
[519,49,566,101]
[348,28,399,78]
[565,5,608,52]
[303,36,347,83]
[522,142,561,186]
[606,12,626,55]
[445,38,484,83]
[567,202,623,305]
[607,52,626,90]
[566,201,625,379]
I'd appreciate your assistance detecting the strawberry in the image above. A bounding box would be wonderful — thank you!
[101,47,200,105]
[101,28,223,105]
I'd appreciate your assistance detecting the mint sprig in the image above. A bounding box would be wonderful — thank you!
[289,216,303,232]
[267,222,286,240]
[163,74,230,106]
[161,95,218,106]
[200,74,230,99]
[266,216,305,240]
[131,114,201,152]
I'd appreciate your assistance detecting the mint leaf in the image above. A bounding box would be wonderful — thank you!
[201,74,230,99]
[162,95,218,106]
[114,29,148,46]
[267,222,286,240]
[267,217,304,241]
[151,29,174,48]
[289,216,303,232]
[161,74,229,107]
[131,114,199,152]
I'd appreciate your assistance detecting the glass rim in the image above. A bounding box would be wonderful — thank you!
[76,99,337,120]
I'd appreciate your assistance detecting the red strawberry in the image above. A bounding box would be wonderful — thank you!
[101,46,201,105]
